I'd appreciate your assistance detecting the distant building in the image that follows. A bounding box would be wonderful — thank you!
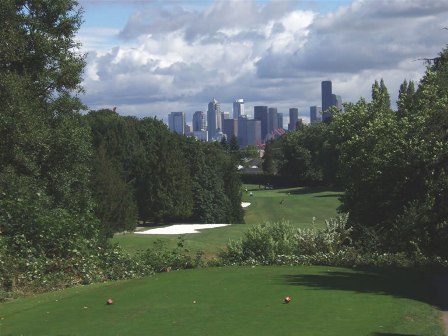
[192,111,206,131]
[233,99,245,119]
[288,108,299,131]
[335,95,343,111]
[321,81,342,122]
[222,118,238,140]
[254,106,268,143]
[237,115,248,147]
[268,107,278,136]
[192,130,208,142]
[168,112,185,135]
[277,112,284,130]
[246,119,261,147]
[310,106,322,123]
[321,80,333,113]
[207,98,221,141]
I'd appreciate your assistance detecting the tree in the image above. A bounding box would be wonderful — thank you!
[0,0,103,282]
[397,79,415,118]
[85,109,139,236]
[335,63,448,256]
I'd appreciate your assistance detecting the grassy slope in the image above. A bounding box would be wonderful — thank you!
[112,185,342,256]
[0,266,443,336]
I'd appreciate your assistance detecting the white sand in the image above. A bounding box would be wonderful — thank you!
[135,224,229,235]
[135,202,250,235]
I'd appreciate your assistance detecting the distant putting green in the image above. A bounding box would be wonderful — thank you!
[0,266,443,335]
[113,185,342,255]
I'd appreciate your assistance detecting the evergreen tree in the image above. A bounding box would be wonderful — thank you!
[0,0,102,277]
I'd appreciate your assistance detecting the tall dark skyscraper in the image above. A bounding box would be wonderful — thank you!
[321,80,341,122]
[321,80,333,119]
[237,115,248,147]
[254,106,268,143]
[288,108,298,131]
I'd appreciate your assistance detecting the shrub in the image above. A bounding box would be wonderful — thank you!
[295,213,352,255]
[221,220,296,264]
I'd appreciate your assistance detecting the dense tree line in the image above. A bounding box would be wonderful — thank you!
[264,49,448,258]
[86,109,244,236]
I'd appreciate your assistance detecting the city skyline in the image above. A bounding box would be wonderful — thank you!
[78,0,448,123]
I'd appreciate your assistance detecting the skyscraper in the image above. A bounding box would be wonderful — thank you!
[233,99,245,119]
[254,106,268,143]
[321,80,340,122]
[288,108,299,131]
[192,111,206,132]
[246,119,261,147]
[168,112,185,135]
[321,80,333,112]
[277,113,284,130]
[222,118,238,140]
[207,98,221,141]
[268,107,278,136]
[237,115,248,147]
[310,106,322,123]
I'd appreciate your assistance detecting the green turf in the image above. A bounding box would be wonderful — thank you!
[112,185,342,256]
[0,266,443,336]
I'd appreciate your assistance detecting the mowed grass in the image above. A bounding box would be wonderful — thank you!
[112,185,342,256]
[0,266,443,336]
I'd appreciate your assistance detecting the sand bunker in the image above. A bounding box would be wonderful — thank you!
[241,202,251,208]
[135,224,229,235]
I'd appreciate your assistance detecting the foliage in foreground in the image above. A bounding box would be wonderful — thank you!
[0,235,202,299]
[219,215,448,268]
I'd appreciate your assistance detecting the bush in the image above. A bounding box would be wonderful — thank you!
[295,213,352,255]
[136,237,204,272]
[221,220,296,265]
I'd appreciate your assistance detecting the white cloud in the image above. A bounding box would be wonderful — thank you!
[79,0,448,124]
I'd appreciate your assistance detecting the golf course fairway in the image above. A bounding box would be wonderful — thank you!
[0,266,443,335]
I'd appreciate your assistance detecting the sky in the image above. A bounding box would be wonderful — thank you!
[77,0,448,124]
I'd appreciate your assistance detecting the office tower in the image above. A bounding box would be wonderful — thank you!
[277,113,284,130]
[335,95,343,111]
[322,80,339,122]
[222,118,238,140]
[192,111,206,131]
[168,112,185,135]
[254,106,268,143]
[321,80,333,111]
[207,98,221,141]
[246,119,262,146]
[288,108,299,131]
[233,99,245,119]
[268,107,278,136]
[237,115,248,148]
[310,106,322,123]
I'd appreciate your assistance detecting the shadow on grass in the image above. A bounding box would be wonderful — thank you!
[280,186,342,195]
[279,267,447,311]
[313,194,341,198]
[372,333,419,336]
